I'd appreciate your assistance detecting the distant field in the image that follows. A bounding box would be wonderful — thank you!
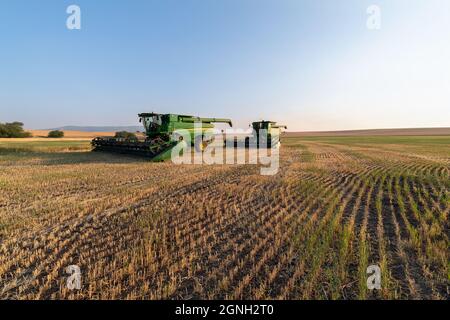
[28,130,115,139]
[286,127,450,137]
[0,136,448,299]
[0,140,91,155]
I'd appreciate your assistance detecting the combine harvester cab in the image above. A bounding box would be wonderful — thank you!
[91,113,232,161]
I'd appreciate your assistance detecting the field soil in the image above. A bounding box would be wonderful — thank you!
[0,136,448,299]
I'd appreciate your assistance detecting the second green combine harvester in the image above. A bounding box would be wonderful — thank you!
[245,120,287,148]
[92,113,232,161]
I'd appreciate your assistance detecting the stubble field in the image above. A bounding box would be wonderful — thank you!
[0,136,448,299]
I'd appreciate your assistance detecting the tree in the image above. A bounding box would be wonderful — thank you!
[0,122,32,138]
[48,130,65,138]
[115,131,137,140]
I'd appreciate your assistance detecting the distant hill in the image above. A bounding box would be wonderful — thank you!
[47,126,143,132]
[285,127,450,137]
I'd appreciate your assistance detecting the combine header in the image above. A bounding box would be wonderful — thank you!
[92,113,232,161]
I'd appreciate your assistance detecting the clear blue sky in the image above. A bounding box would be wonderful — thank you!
[1,0,449,130]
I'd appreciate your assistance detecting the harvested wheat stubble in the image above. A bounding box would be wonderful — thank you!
[0,136,448,299]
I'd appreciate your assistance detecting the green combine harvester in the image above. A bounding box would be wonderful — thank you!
[92,113,232,161]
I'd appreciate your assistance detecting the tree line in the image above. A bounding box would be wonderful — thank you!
[0,122,32,138]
